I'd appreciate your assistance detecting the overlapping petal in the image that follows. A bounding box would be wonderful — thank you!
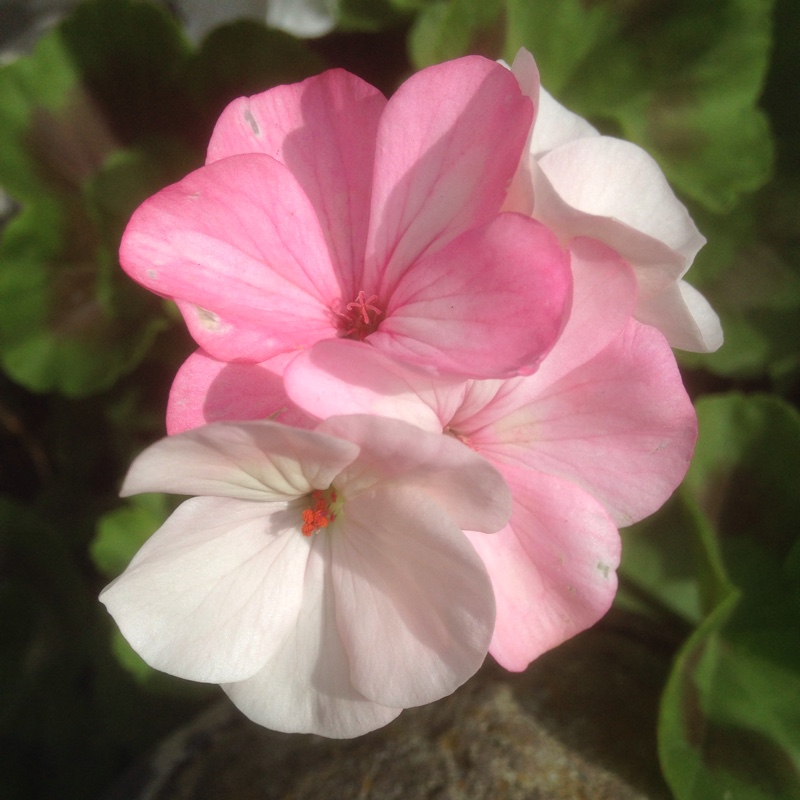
[506,48,722,353]
[167,349,314,435]
[222,534,403,738]
[372,215,571,378]
[100,496,310,683]
[465,469,620,671]
[333,484,495,707]
[208,69,385,294]
[364,56,533,292]
[478,320,697,528]
[318,414,511,533]
[119,154,340,362]
[285,339,462,431]
[121,420,358,501]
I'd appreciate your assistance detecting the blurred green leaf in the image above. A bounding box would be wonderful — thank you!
[185,20,325,122]
[679,180,800,382]
[0,495,208,799]
[507,0,775,212]
[338,0,411,31]
[618,491,731,627]
[92,493,170,579]
[409,0,503,66]
[659,394,800,799]
[0,0,326,398]
[504,0,617,93]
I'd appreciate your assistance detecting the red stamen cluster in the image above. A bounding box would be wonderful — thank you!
[301,489,337,536]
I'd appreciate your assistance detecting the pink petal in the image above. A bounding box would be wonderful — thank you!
[333,484,495,707]
[530,236,637,384]
[119,153,340,362]
[481,320,697,527]
[222,533,402,737]
[121,421,359,502]
[208,70,386,294]
[284,339,465,432]
[167,349,315,435]
[501,48,540,216]
[364,56,533,291]
[466,469,620,671]
[371,214,572,378]
[446,236,637,427]
[317,414,511,534]
[100,496,310,683]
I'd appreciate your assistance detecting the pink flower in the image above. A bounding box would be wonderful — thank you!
[282,240,698,670]
[120,56,572,382]
[165,349,314,434]
[504,49,723,353]
[100,415,511,737]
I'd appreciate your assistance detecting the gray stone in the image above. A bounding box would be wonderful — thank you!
[107,611,673,800]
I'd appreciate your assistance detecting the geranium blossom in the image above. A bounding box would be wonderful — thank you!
[282,241,698,670]
[100,414,511,737]
[120,56,572,381]
[505,49,723,353]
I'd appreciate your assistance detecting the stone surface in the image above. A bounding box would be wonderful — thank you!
[106,611,675,800]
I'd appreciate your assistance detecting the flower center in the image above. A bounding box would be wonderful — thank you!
[337,290,383,340]
[301,488,342,536]
[444,426,478,451]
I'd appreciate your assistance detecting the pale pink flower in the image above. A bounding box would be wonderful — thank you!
[282,241,698,670]
[120,56,572,381]
[100,414,511,737]
[505,49,723,354]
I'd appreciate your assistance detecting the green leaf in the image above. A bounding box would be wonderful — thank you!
[506,0,775,212]
[659,394,800,799]
[338,0,411,31]
[409,0,503,67]
[0,201,170,396]
[683,394,800,552]
[678,181,800,381]
[91,493,170,579]
[618,491,731,627]
[503,0,617,94]
[0,1,325,398]
[185,20,325,123]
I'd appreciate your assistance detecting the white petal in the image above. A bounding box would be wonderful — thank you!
[100,496,310,683]
[637,279,724,352]
[317,415,512,533]
[333,485,495,707]
[223,533,402,737]
[120,420,359,502]
[530,87,599,157]
[534,136,705,269]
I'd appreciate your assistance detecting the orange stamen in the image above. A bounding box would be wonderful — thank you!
[301,489,337,536]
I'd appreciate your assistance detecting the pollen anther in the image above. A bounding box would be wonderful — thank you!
[301,489,338,536]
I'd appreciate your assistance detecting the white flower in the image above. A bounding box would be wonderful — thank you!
[505,48,723,353]
[100,415,510,737]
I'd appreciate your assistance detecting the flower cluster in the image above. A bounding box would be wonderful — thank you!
[102,49,717,737]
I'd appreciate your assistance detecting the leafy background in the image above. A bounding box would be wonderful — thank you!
[0,1,797,798]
